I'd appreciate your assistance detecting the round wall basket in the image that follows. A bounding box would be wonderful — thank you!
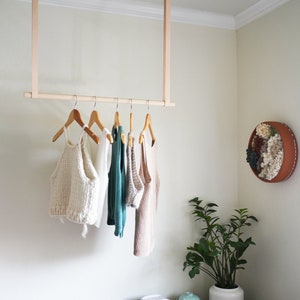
[246,121,298,183]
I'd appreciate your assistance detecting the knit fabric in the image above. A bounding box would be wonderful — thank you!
[50,128,99,226]
[125,132,144,208]
[107,126,126,237]
[93,128,112,228]
[134,132,160,256]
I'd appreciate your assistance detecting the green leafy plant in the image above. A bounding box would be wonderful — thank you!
[183,197,258,289]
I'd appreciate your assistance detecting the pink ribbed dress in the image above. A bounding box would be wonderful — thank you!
[134,133,160,256]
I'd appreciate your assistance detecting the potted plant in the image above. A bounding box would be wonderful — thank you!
[183,197,258,300]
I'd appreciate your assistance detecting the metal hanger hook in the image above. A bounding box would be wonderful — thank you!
[130,98,133,112]
[147,100,150,113]
[73,95,78,108]
[116,98,119,111]
[93,96,97,109]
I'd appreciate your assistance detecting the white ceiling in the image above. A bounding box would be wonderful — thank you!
[144,0,260,16]
[21,0,290,29]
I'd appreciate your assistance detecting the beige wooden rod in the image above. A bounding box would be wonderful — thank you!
[24,92,175,107]
[25,0,174,107]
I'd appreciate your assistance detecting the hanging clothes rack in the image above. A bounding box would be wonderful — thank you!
[24,0,175,107]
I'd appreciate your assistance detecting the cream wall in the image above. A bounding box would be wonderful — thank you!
[237,1,300,299]
[0,1,237,300]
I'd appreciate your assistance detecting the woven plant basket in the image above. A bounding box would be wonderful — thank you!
[247,121,298,183]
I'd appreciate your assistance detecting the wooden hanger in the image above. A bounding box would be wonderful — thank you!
[88,110,113,144]
[113,110,126,144]
[139,113,156,146]
[52,109,99,144]
[114,111,121,128]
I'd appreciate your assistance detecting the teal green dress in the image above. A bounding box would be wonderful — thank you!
[107,125,126,237]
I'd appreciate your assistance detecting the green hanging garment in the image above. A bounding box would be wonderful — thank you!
[107,125,126,237]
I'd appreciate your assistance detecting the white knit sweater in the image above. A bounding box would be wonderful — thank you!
[50,128,99,226]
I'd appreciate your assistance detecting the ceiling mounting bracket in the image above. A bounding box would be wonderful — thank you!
[24,0,175,107]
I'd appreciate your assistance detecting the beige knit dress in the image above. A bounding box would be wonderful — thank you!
[134,133,160,256]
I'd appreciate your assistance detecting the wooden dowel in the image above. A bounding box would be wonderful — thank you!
[24,92,175,107]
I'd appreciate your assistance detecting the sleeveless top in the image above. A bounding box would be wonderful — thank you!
[93,128,112,228]
[134,133,160,256]
[107,125,126,237]
[125,132,144,208]
[49,127,99,227]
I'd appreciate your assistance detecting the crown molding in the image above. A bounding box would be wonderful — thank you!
[19,0,235,29]
[235,0,290,29]
[38,0,164,20]
[19,0,290,30]
[172,7,236,30]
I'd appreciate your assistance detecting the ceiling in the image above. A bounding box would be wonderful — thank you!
[144,0,260,16]
[21,0,290,29]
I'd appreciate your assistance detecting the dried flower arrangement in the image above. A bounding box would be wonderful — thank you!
[246,121,298,182]
[247,123,283,180]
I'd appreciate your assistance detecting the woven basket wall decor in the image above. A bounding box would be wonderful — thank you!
[247,121,298,183]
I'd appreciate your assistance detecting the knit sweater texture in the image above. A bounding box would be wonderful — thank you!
[125,132,144,208]
[50,128,99,225]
